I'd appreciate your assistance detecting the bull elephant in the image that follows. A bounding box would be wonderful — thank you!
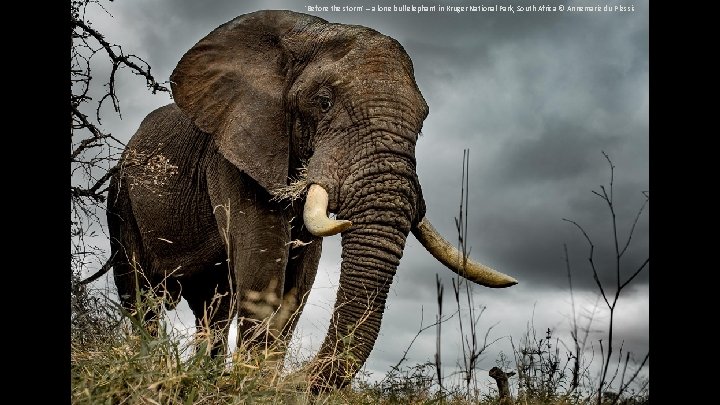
[106,9,517,391]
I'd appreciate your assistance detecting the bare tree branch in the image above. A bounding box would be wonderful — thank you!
[620,192,649,257]
[73,17,170,104]
[619,258,649,291]
[71,0,170,281]
[564,153,649,405]
[562,218,610,308]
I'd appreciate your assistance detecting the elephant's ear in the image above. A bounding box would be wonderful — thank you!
[170,10,327,191]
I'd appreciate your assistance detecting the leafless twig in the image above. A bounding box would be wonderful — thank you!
[71,0,170,282]
[563,152,649,404]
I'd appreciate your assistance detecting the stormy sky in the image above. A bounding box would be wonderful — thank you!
[78,0,649,392]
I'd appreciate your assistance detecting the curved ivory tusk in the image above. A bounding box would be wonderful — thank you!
[412,217,518,288]
[303,184,353,237]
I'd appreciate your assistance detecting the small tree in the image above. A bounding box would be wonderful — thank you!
[71,0,169,336]
[563,152,649,404]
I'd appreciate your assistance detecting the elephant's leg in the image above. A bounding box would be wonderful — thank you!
[207,157,292,351]
[109,206,164,336]
[181,263,236,358]
[280,217,323,340]
[114,260,186,338]
[113,260,162,335]
[230,205,293,349]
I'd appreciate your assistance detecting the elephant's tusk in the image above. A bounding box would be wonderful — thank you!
[412,217,518,288]
[304,184,352,237]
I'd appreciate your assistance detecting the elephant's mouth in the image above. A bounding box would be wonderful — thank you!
[302,183,518,288]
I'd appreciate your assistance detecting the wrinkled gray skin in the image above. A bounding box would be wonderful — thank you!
[108,10,486,390]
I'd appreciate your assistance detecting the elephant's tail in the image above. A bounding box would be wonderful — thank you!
[77,252,116,285]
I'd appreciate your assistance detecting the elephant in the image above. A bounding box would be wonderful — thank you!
[106,9,517,391]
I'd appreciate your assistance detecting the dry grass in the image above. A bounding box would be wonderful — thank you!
[71,258,648,404]
[270,166,309,203]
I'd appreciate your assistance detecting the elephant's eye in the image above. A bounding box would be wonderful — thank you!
[319,97,332,112]
[314,90,333,113]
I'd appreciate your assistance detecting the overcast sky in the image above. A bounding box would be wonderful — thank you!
[78,0,649,394]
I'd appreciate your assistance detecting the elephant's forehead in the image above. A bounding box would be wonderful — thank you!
[328,47,416,87]
[303,23,413,70]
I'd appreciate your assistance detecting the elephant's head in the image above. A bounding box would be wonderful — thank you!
[169,10,517,390]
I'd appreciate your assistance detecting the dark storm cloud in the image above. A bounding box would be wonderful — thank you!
[495,121,621,184]
[391,1,649,295]
[83,0,649,386]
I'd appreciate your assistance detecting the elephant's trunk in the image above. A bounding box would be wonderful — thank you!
[311,220,408,390]
[306,145,419,389]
